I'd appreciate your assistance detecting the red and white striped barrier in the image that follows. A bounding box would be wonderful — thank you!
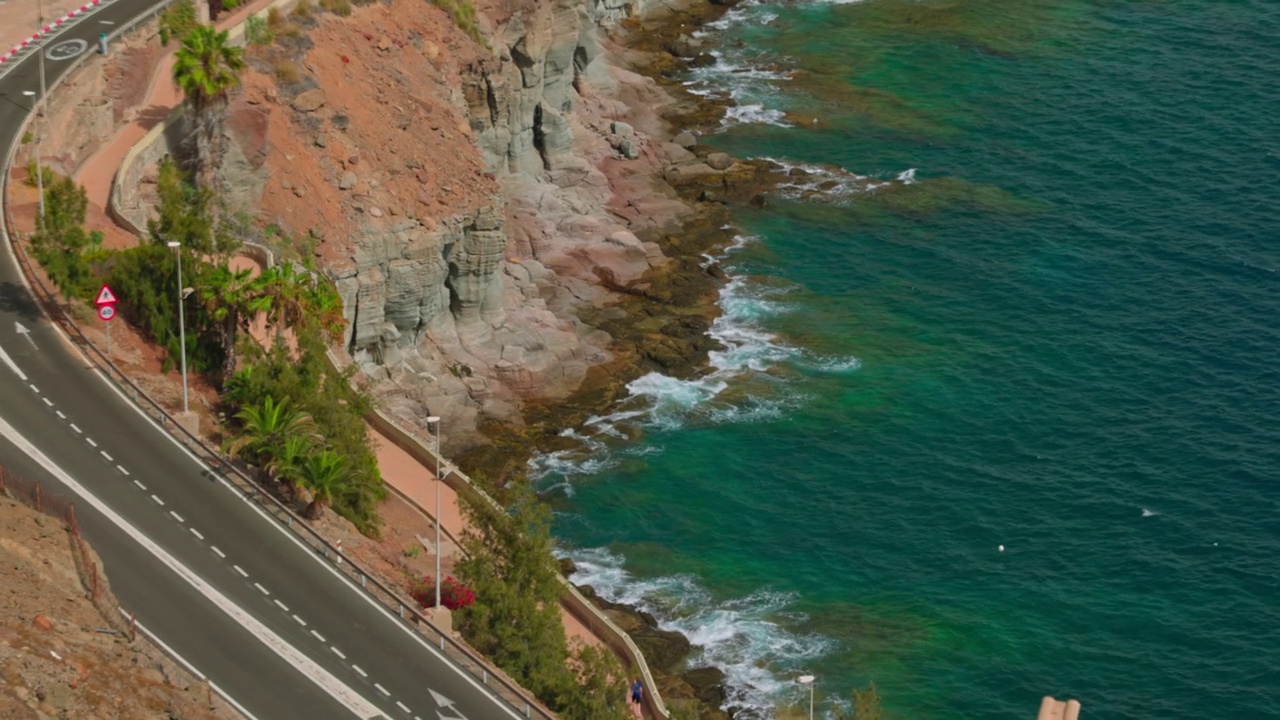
[1,0,109,64]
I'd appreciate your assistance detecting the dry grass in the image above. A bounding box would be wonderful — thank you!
[291,0,313,17]
[319,0,353,15]
[274,60,303,84]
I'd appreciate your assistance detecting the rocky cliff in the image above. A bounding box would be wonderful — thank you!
[227,0,701,447]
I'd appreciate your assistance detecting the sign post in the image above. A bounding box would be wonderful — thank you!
[95,284,117,355]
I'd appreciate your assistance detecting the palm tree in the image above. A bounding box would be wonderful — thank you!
[263,433,314,500]
[199,262,255,385]
[299,450,351,519]
[172,24,245,192]
[250,263,346,342]
[225,396,318,472]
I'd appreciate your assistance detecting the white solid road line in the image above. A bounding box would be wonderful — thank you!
[0,343,28,380]
[0,414,382,719]
[124,612,265,720]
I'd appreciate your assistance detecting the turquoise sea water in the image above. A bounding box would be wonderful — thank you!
[537,1,1280,717]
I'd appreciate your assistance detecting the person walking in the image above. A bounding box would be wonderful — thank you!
[630,678,644,706]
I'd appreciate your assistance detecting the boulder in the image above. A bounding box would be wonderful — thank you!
[291,88,326,113]
[339,171,358,190]
[707,152,733,170]
[673,131,697,149]
[610,120,634,137]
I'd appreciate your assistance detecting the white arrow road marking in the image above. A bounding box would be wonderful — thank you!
[429,690,470,720]
[14,321,36,348]
[0,342,28,381]
[0,415,382,719]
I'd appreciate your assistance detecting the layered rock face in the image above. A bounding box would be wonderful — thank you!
[238,0,687,447]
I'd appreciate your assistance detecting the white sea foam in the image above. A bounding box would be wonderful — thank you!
[765,157,921,203]
[1142,508,1159,517]
[563,547,832,718]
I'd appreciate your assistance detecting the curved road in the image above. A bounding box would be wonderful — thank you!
[0,4,522,719]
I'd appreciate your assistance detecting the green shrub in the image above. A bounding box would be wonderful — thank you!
[245,15,273,45]
[158,0,197,46]
[28,173,101,299]
[430,0,484,46]
[24,160,55,189]
[21,131,33,145]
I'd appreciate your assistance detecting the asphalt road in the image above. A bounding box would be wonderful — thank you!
[0,5,524,719]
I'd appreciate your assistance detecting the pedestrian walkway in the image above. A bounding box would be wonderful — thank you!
[71,0,272,224]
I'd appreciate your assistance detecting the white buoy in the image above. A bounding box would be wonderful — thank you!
[998,545,1005,553]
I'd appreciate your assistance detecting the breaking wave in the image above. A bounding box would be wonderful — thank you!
[563,546,832,719]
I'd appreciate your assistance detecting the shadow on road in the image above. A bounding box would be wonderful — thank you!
[0,280,42,321]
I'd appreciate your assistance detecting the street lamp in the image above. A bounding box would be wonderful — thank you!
[167,241,189,414]
[797,675,815,720]
[21,91,43,225]
[426,415,442,612]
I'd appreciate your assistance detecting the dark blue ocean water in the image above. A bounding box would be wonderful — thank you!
[537,1,1280,717]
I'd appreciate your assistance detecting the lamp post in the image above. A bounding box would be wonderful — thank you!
[35,0,46,222]
[426,415,442,611]
[21,91,43,225]
[167,241,189,414]
[797,675,815,720]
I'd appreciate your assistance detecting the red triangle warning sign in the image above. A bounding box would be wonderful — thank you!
[95,284,118,306]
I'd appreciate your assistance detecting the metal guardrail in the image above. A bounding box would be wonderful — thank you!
[0,13,558,720]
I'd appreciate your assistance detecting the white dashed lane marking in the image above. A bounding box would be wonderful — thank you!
[254,582,270,595]
[374,683,389,697]
[396,701,411,714]
[169,510,184,523]
[331,647,346,660]
[273,599,289,612]
[293,614,307,626]
[55,410,65,419]
[42,397,52,407]
[353,665,367,678]
[86,437,97,447]
[234,565,248,578]
[211,546,226,559]
[29,384,39,393]
[101,451,113,462]
[150,494,164,506]
[310,630,325,642]
[132,479,145,491]
[117,465,130,476]
[190,528,204,540]
[70,423,81,433]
